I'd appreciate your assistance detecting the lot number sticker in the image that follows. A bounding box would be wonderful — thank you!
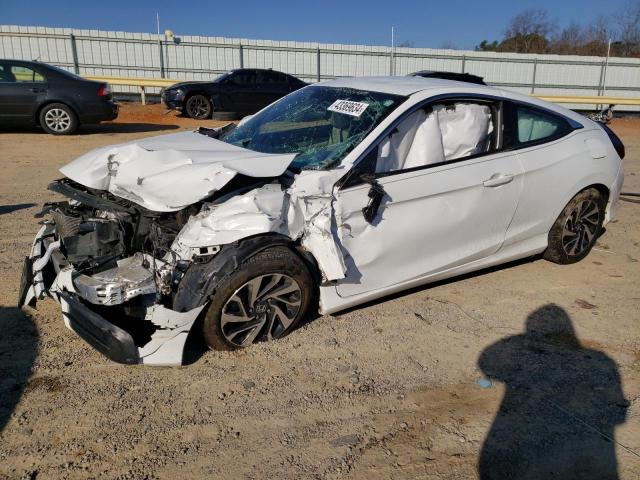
[328,99,369,117]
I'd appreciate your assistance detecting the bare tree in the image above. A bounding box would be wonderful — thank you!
[474,1,640,58]
[503,8,556,53]
[582,15,614,56]
[615,0,640,56]
[552,22,585,55]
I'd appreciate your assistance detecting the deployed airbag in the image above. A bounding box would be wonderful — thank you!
[375,103,494,172]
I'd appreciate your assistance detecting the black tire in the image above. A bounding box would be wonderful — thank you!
[39,103,78,135]
[185,94,212,119]
[211,111,239,121]
[202,247,314,351]
[543,188,606,265]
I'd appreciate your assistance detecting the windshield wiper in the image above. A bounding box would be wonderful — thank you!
[196,123,236,139]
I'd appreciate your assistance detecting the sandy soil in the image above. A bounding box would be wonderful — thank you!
[0,104,639,479]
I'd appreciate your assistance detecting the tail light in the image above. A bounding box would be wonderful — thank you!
[600,123,625,159]
[98,83,112,98]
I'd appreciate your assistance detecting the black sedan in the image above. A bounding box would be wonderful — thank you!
[0,59,118,135]
[161,68,307,119]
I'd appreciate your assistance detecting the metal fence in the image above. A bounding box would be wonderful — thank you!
[2,24,640,109]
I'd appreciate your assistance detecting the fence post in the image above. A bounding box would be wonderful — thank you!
[239,44,244,68]
[69,34,80,74]
[597,60,606,96]
[531,58,538,94]
[461,55,466,73]
[158,39,165,78]
[389,49,393,76]
[316,48,321,82]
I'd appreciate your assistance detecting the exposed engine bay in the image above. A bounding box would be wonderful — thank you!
[43,179,195,304]
[40,175,278,309]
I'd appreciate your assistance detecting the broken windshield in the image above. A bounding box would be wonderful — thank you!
[221,86,405,170]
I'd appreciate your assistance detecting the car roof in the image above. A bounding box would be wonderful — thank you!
[408,70,486,85]
[231,68,290,74]
[0,59,38,65]
[318,76,590,126]
[319,76,496,96]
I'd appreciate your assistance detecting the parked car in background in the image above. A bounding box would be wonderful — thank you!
[408,70,486,85]
[0,60,118,135]
[161,68,307,119]
[20,77,624,365]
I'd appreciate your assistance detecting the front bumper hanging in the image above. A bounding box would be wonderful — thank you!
[19,224,205,366]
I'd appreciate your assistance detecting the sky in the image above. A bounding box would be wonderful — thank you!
[1,0,630,50]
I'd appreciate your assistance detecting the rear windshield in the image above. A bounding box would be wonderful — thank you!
[43,63,84,81]
[221,86,405,170]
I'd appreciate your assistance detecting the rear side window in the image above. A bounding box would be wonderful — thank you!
[228,71,256,85]
[11,65,45,83]
[504,103,571,147]
[258,71,287,84]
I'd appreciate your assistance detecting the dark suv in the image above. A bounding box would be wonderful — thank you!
[0,60,118,135]
[161,68,307,119]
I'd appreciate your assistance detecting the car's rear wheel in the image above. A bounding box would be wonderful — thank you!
[544,188,606,264]
[39,103,78,135]
[202,247,314,350]
[185,94,212,119]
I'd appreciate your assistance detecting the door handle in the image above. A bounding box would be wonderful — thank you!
[30,88,44,93]
[483,173,514,187]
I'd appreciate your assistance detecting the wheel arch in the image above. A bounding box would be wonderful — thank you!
[35,100,79,125]
[173,232,321,313]
[551,179,611,230]
[182,90,218,111]
[587,182,610,205]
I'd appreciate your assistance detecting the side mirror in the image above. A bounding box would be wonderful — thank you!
[360,173,385,224]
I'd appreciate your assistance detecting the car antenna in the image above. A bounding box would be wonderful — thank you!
[32,53,42,62]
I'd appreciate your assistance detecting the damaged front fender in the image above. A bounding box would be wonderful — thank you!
[171,170,348,284]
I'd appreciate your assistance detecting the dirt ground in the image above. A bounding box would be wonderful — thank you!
[0,103,639,479]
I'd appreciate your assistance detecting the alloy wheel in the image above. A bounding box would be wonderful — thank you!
[220,274,303,347]
[186,96,211,119]
[561,200,601,257]
[44,108,71,132]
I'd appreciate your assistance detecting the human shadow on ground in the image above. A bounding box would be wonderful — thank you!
[0,307,38,432]
[478,304,629,479]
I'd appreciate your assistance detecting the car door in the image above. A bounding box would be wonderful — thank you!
[332,97,525,297]
[222,70,261,113]
[500,102,585,245]
[256,71,293,106]
[0,62,47,123]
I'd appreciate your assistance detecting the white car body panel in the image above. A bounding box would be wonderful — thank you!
[60,131,297,212]
[22,76,624,364]
[333,150,524,297]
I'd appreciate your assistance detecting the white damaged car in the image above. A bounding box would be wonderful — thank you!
[19,77,625,365]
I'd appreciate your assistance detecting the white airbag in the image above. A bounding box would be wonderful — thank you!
[375,103,493,173]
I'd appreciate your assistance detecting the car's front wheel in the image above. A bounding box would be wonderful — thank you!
[39,103,78,135]
[544,188,606,264]
[185,94,212,119]
[202,247,314,350]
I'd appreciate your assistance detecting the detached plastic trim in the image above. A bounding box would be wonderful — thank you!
[58,291,140,364]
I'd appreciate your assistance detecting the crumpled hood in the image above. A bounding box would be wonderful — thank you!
[60,131,297,212]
